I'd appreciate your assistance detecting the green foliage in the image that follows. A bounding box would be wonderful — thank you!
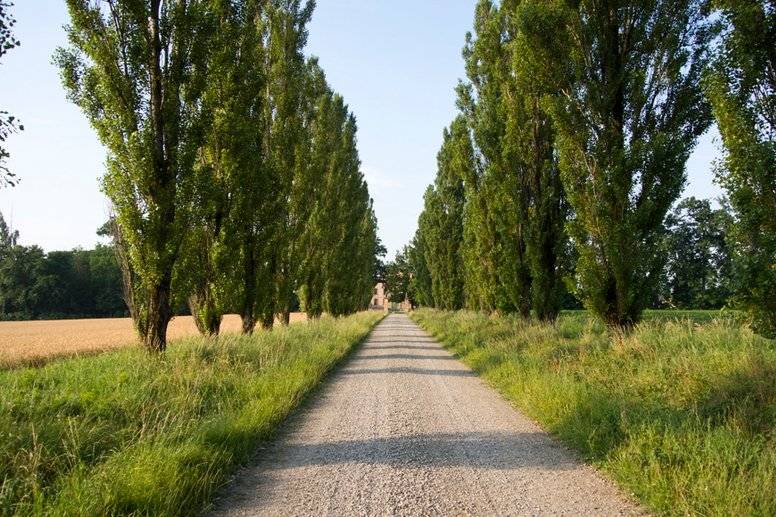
[414,0,568,320]
[56,0,216,350]
[459,1,532,316]
[384,246,413,305]
[0,311,382,516]
[179,0,268,336]
[705,0,776,337]
[422,118,468,310]
[0,244,49,319]
[0,0,22,188]
[413,309,775,515]
[661,197,734,309]
[0,244,126,322]
[0,215,130,320]
[523,0,713,328]
[408,231,433,307]
[57,1,380,345]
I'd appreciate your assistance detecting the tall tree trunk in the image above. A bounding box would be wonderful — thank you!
[240,235,257,335]
[143,281,172,352]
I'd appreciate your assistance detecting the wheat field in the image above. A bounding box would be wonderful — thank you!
[0,313,307,367]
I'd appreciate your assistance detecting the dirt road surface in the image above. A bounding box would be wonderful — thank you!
[213,313,640,516]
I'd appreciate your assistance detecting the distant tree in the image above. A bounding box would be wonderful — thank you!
[418,118,468,311]
[525,0,713,328]
[373,239,388,283]
[662,198,734,309]
[705,0,776,337]
[295,66,347,319]
[0,1,22,188]
[0,210,18,254]
[56,0,215,350]
[322,117,377,316]
[385,247,413,306]
[408,230,433,307]
[0,245,49,319]
[88,244,126,316]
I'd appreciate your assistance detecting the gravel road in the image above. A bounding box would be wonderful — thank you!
[212,313,641,516]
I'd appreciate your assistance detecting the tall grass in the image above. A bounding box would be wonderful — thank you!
[0,312,382,516]
[412,309,775,516]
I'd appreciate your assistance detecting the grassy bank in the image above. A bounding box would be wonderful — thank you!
[411,309,775,515]
[0,311,382,516]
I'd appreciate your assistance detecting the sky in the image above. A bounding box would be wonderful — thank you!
[0,0,723,258]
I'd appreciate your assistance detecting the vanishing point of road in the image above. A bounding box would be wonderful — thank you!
[213,313,641,516]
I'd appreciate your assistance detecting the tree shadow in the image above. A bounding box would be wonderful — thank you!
[354,354,456,361]
[366,337,437,344]
[259,431,578,472]
[364,345,441,351]
[340,366,476,377]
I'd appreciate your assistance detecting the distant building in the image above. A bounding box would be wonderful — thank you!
[370,282,412,312]
[370,282,388,310]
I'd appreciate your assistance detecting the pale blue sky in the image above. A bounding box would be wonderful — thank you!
[0,0,723,257]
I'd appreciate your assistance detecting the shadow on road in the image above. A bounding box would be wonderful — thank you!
[340,366,476,377]
[354,354,456,361]
[264,431,576,471]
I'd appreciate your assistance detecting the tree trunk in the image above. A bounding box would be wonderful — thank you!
[261,310,274,330]
[279,306,291,326]
[240,235,258,335]
[143,282,172,352]
[241,310,256,335]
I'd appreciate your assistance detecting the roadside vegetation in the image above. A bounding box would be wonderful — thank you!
[50,1,379,350]
[412,309,775,516]
[0,311,382,516]
[387,0,775,342]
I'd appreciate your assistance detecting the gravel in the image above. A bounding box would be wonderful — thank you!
[211,313,642,516]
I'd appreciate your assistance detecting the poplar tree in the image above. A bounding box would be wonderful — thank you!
[323,115,375,316]
[267,0,314,326]
[297,67,342,319]
[182,0,267,336]
[705,0,776,337]
[506,1,567,321]
[57,0,215,351]
[524,0,713,328]
[408,230,433,307]
[421,119,468,310]
[459,0,532,316]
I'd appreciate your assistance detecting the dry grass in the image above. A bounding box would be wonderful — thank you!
[0,313,307,367]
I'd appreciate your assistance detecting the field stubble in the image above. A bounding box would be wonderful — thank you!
[0,313,307,367]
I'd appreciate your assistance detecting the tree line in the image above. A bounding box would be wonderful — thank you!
[40,0,379,350]
[398,0,774,337]
[0,215,127,320]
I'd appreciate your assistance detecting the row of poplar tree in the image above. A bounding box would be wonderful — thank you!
[406,0,775,337]
[52,0,379,350]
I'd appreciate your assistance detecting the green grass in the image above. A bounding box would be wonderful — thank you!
[411,309,775,516]
[0,311,383,516]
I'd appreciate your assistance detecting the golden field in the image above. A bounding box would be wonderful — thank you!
[0,313,307,367]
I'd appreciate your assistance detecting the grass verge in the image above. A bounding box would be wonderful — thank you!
[411,309,775,516]
[0,311,383,516]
